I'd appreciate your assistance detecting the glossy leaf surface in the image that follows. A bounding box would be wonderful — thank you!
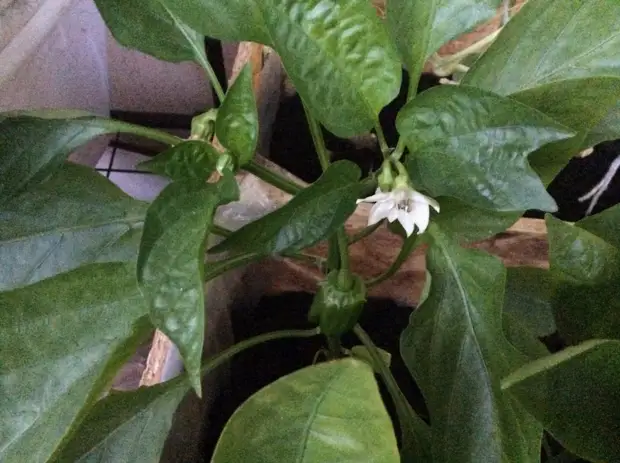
[216,65,258,166]
[397,85,571,211]
[212,359,399,463]
[0,263,149,463]
[94,0,205,62]
[211,161,361,255]
[503,340,620,462]
[53,377,188,463]
[0,113,118,200]
[546,210,620,343]
[387,0,501,80]
[400,225,541,462]
[137,177,239,394]
[0,163,146,291]
[161,0,401,137]
[139,140,219,181]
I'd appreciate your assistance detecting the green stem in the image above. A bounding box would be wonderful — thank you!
[327,336,342,359]
[196,53,226,104]
[374,123,390,158]
[303,103,330,172]
[336,229,351,274]
[284,252,327,268]
[366,235,418,288]
[204,252,262,282]
[108,120,183,146]
[243,160,303,195]
[348,221,382,245]
[210,224,232,238]
[201,327,321,377]
[391,69,421,162]
[353,324,430,450]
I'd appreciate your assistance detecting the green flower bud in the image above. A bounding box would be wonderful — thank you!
[190,109,217,141]
[377,159,395,192]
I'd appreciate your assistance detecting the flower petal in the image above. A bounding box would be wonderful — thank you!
[387,206,399,222]
[412,203,430,234]
[356,188,391,204]
[398,210,416,236]
[410,190,440,212]
[368,201,392,225]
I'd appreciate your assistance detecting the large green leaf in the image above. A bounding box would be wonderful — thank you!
[397,85,572,211]
[0,263,150,463]
[212,359,399,463]
[52,377,188,463]
[139,140,219,181]
[387,0,501,81]
[400,225,542,462]
[94,0,206,62]
[210,161,362,255]
[463,0,620,95]
[215,64,258,166]
[546,210,620,343]
[161,0,401,137]
[583,101,620,148]
[502,340,620,462]
[504,267,556,338]
[0,163,146,291]
[137,176,239,394]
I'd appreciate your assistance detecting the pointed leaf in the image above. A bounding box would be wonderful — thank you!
[387,0,501,80]
[212,359,399,462]
[400,225,542,462]
[0,163,146,291]
[215,65,258,166]
[52,377,189,463]
[139,140,219,181]
[0,263,150,463]
[161,0,401,137]
[137,176,240,394]
[504,267,556,338]
[210,161,362,255]
[397,85,572,211]
[94,0,206,62]
[546,210,620,343]
[583,101,620,148]
[502,340,620,462]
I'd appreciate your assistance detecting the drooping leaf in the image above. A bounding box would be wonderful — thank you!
[0,163,146,291]
[397,85,572,211]
[504,267,556,338]
[546,211,620,343]
[216,64,258,166]
[400,224,542,462]
[0,263,150,463]
[464,0,620,95]
[139,140,220,181]
[387,0,501,81]
[502,340,620,462]
[210,161,362,255]
[93,0,206,62]
[161,0,401,137]
[582,101,620,148]
[212,359,400,463]
[137,176,240,394]
[52,377,189,463]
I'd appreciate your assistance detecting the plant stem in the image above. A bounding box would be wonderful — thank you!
[327,336,342,359]
[201,327,321,377]
[243,160,303,195]
[366,234,418,288]
[109,120,183,146]
[336,229,351,274]
[374,123,390,158]
[196,53,226,104]
[303,103,330,171]
[348,221,382,245]
[210,224,232,238]
[204,252,262,282]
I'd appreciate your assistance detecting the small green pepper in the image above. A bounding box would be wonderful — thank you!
[308,270,367,337]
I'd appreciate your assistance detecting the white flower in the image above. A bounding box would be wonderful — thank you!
[356,187,440,236]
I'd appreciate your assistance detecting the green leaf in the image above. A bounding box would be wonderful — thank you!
[0,263,150,463]
[502,340,620,462]
[52,377,188,463]
[161,0,401,137]
[212,359,399,463]
[387,0,501,81]
[463,0,620,95]
[504,267,556,338]
[400,225,542,462]
[583,101,620,148]
[0,163,146,291]
[139,140,219,181]
[137,176,240,394]
[216,65,259,166]
[210,161,362,255]
[93,0,206,62]
[546,211,620,343]
[397,85,572,211]
[0,113,117,200]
